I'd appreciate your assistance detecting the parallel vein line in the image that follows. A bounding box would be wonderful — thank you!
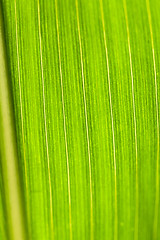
[54,1,72,239]
[146,1,160,239]
[123,1,138,240]
[37,1,54,237]
[75,1,93,239]
[99,1,118,240]
[14,0,30,232]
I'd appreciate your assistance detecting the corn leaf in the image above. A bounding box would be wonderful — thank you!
[0,0,160,239]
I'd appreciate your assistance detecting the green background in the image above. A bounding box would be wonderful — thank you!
[0,0,160,239]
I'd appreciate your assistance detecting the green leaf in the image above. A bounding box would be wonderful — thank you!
[0,0,160,239]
